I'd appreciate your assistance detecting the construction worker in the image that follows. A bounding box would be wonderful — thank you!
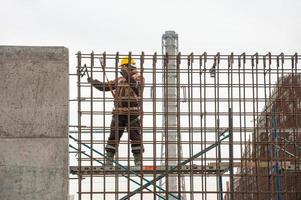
[87,56,144,167]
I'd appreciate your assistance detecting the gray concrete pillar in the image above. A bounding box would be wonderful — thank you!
[0,46,69,200]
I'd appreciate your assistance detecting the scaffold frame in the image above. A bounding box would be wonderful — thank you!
[69,52,301,200]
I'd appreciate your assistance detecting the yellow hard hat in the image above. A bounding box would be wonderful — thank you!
[120,56,136,67]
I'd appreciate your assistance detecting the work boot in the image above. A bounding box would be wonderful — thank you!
[104,152,114,167]
[133,153,142,167]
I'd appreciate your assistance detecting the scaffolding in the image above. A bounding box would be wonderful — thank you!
[69,52,301,200]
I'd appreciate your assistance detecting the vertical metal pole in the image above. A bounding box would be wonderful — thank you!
[102,52,107,200]
[228,54,234,200]
[188,53,193,200]
[176,52,181,200]
[203,53,208,200]
[114,52,119,200]
[199,55,204,200]
[241,53,247,200]
[77,51,82,200]
[90,51,94,200]
[237,54,242,200]
[263,55,271,200]
[229,107,234,200]
[127,52,132,198]
[255,54,260,200]
[215,53,223,200]
[217,119,223,200]
[292,53,299,200]
[152,53,158,200]
[140,52,145,200]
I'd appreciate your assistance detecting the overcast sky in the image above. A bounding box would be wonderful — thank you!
[1,0,301,55]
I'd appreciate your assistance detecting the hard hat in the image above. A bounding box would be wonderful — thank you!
[120,56,136,67]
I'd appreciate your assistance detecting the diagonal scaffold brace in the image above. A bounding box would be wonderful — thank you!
[69,144,168,199]
[119,129,230,200]
[69,135,179,200]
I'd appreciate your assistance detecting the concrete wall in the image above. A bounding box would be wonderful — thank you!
[0,46,69,200]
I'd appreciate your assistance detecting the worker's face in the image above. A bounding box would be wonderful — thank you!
[120,65,129,71]
[121,65,135,72]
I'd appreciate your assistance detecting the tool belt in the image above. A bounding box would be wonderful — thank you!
[112,107,142,115]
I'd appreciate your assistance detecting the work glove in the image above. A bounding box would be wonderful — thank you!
[87,77,92,83]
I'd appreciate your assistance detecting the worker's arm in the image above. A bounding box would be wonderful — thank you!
[87,77,115,91]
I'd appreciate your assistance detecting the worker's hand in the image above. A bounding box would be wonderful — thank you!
[87,77,92,83]
[120,67,130,79]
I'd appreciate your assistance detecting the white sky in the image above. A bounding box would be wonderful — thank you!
[1,0,301,55]
[1,0,300,199]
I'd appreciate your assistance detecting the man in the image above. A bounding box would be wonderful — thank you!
[87,56,144,167]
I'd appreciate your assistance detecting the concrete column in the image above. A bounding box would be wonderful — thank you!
[161,31,181,199]
[0,46,69,200]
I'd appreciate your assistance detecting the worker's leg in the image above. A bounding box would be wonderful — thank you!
[128,115,144,166]
[104,115,126,166]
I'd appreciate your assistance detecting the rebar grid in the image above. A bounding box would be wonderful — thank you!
[69,52,301,200]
